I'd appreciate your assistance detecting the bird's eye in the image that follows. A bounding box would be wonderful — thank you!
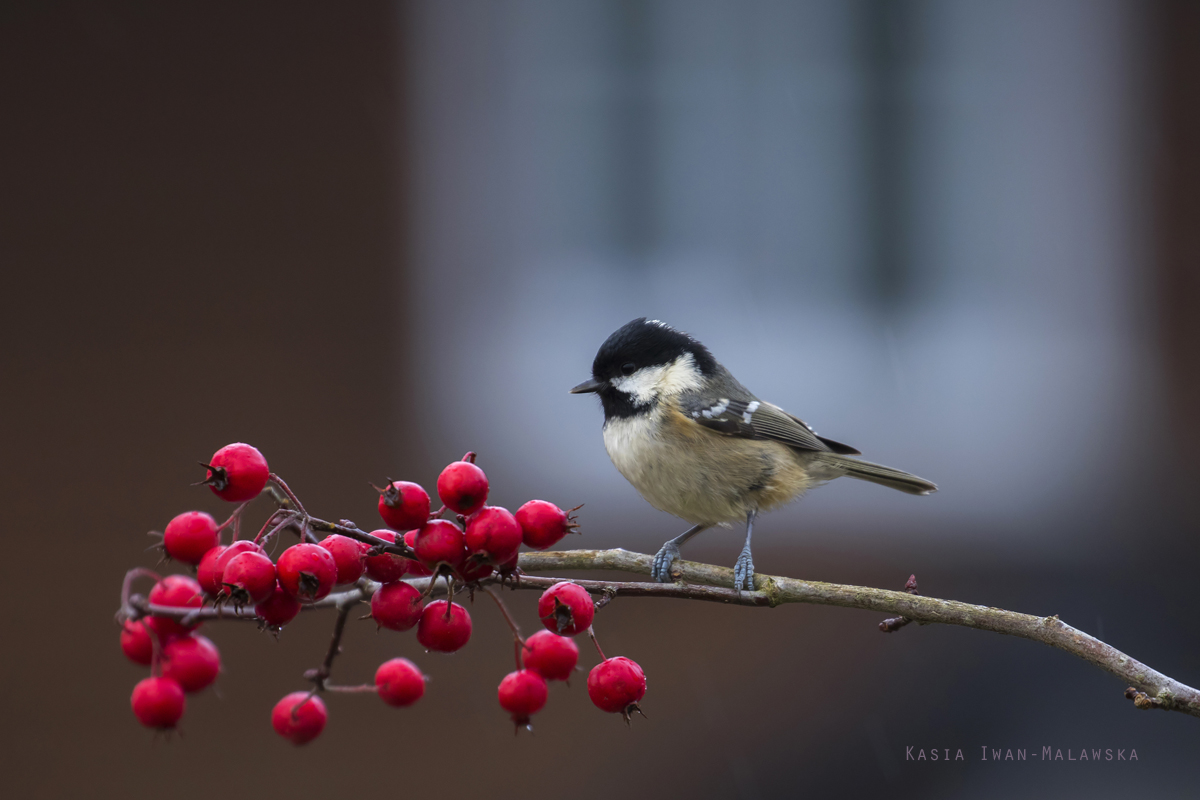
[621,362,637,376]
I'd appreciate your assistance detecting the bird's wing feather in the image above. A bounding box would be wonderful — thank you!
[681,396,860,455]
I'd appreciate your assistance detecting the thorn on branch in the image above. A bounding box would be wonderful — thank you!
[879,573,920,633]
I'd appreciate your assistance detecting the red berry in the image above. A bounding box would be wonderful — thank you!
[536,582,594,636]
[318,534,370,585]
[200,540,265,596]
[204,442,270,502]
[587,656,646,718]
[147,574,205,638]
[276,543,338,602]
[131,677,186,729]
[363,530,410,583]
[197,545,227,596]
[255,582,302,628]
[516,500,574,550]
[497,669,548,725]
[522,630,579,681]
[464,506,522,564]
[374,658,426,707]
[161,635,221,693]
[120,620,154,665]
[272,692,327,745]
[221,551,276,605]
[436,460,488,515]
[403,530,433,577]
[455,559,494,583]
[162,511,219,565]
[414,520,467,572]
[415,520,465,575]
[496,549,520,574]
[370,581,424,631]
[417,600,472,652]
[377,480,431,530]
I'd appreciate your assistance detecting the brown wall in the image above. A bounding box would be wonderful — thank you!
[3,3,1199,799]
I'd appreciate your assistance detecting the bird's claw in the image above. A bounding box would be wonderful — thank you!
[651,542,680,583]
[733,547,755,592]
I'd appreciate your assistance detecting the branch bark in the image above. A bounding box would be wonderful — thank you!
[515,549,1200,719]
[120,546,1200,719]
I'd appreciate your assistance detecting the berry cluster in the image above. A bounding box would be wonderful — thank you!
[119,443,646,742]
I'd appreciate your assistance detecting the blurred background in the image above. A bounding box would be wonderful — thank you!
[3,1,1199,797]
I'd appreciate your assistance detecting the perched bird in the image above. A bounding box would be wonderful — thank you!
[571,318,936,591]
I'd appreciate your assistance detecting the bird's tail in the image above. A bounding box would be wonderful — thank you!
[815,454,938,496]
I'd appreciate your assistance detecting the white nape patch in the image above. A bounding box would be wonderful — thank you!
[743,400,760,423]
[610,352,703,406]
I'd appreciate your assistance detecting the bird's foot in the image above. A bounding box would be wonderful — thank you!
[733,547,755,592]
[651,542,681,583]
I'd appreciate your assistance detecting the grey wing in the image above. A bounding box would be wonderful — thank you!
[683,396,861,456]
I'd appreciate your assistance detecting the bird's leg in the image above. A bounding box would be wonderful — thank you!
[733,509,757,592]
[651,524,708,583]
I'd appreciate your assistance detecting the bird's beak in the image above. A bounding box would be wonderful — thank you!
[569,378,604,394]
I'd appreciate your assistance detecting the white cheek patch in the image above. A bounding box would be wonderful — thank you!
[610,352,703,406]
[610,365,667,406]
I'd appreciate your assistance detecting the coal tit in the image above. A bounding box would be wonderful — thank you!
[571,318,937,591]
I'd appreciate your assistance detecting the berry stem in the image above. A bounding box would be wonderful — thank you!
[323,684,379,694]
[252,509,299,547]
[587,625,606,661]
[307,597,360,690]
[267,473,308,516]
[215,501,251,542]
[119,567,162,612]
[483,586,525,669]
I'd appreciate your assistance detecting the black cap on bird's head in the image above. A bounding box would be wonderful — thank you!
[570,318,717,403]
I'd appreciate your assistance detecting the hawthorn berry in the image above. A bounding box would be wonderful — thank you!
[203,442,270,502]
[199,540,265,596]
[464,506,522,564]
[516,500,576,550]
[120,619,154,666]
[162,511,219,565]
[403,530,433,577]
[417,600,472,653]
[363,530,410,583]
[376,480,431,530]
[221,550,277,605]
[537,582,594,636]
[374,658,426,707]
[587,656,646,719]
[197,545,227,596]
[131,677,186,730]
[318,534,369,585]
[161,634,221,693]
[255,583,302,628]
[272,692,327,745]
[370,581,424,631]
[521,630,579,681]
[147,574,205,638]
[497,669,548,726]
[276,543,338,602]
[414,520,467,573]
[496,548,520,575]
[436,459,488,515]
[455,559,494,583]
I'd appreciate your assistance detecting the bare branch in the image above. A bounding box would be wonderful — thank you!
[515,549,1200,718]
[118,543,1200,719]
